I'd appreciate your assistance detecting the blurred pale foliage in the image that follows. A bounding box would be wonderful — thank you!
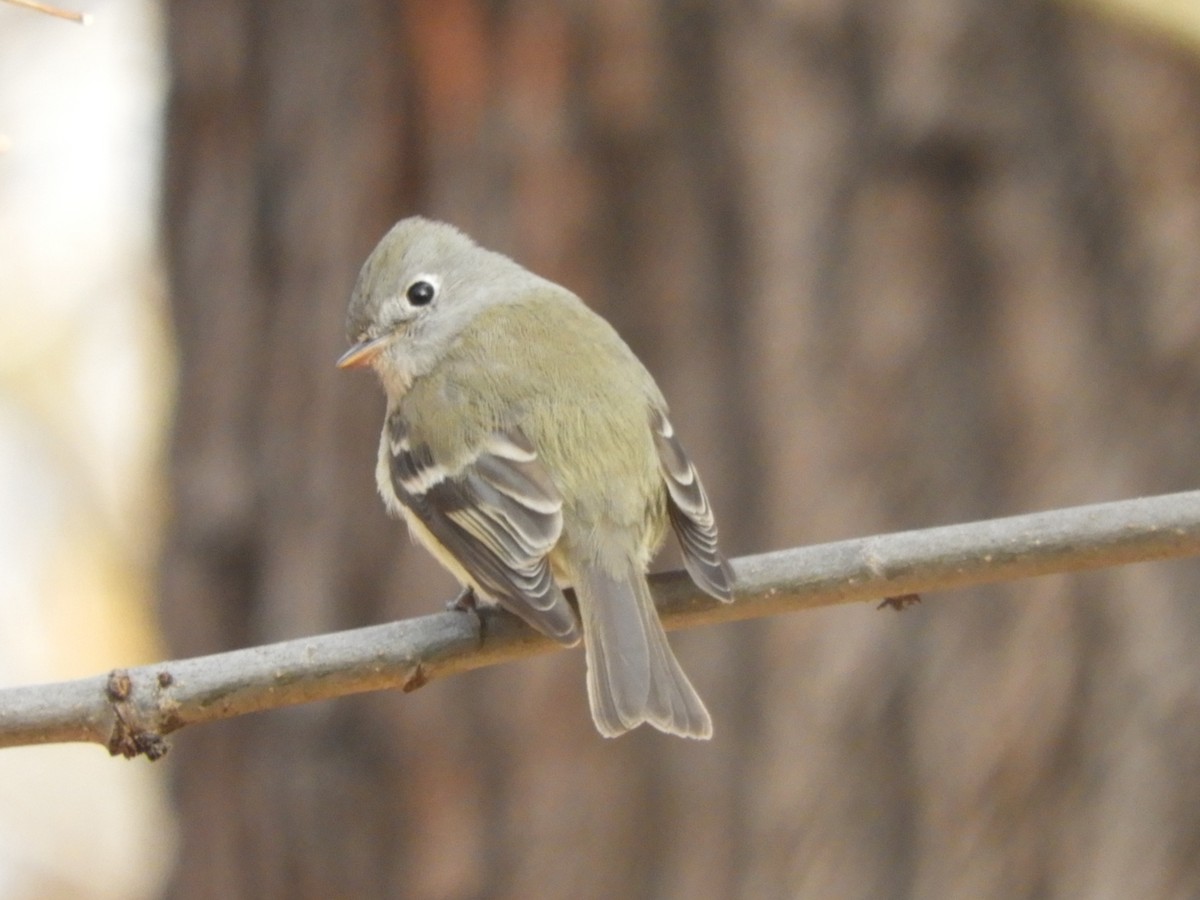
[1078,0,1200,50]
[0,1,172,898]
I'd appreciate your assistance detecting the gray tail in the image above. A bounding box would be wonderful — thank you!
[575,564,713,739]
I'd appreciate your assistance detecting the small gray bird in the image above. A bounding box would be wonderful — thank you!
[338,217,734,738]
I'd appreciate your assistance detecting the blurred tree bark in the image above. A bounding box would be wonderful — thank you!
[160,1,1200,897]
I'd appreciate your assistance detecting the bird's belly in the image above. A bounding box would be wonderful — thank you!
[398,505,481,591]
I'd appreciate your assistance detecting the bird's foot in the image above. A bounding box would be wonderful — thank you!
[448,586,487,645]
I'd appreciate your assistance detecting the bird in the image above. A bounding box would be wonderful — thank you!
[337,216,734,738]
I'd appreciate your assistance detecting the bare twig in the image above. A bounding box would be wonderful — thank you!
[3,490,1200,755]
[2,0,90,24]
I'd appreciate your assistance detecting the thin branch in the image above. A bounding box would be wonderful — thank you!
[1,0,90,24]
[3,490,1200,756]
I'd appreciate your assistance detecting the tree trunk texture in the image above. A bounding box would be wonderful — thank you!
[160,1,1200,897]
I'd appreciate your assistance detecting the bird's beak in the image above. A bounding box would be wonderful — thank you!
[336,333,392,369]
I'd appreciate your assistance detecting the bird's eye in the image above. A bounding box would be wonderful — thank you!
[406,280,436,307]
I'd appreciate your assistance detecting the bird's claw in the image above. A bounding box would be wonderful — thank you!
[448,586,487,645]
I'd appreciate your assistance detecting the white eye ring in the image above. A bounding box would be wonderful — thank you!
[405,273,440,307]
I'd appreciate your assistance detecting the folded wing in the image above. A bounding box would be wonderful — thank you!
[386,413,580,643]
[649,408,735,602]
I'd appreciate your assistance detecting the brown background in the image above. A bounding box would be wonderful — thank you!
[160,2,1200,897]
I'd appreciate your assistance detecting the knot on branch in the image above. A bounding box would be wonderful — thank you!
[402,662,428,692]
[878,593,922,611]
[104,669,170,761]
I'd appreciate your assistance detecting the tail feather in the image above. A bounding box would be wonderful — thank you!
[576,564,713,739]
